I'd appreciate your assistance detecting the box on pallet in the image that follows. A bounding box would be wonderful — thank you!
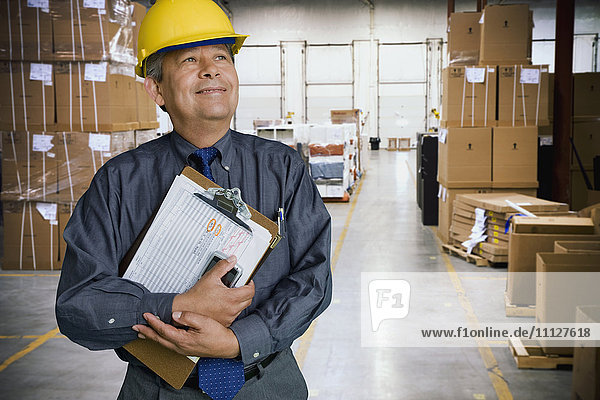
[0,0,53,61]
[536,253,600,356]
[441,66,496,127]
[492,126,538,187]
[479,4,532,65]
[51,0,134,63]
[447,12,481,66]
[0,61,54,131]
[55,62,138,132]
[55,131,135,202]
[1,131,58,201]
[437,127,492,188]
[2,200,61,270]
[572,306,600,400]
[497,64,549,127]
[507,216,600,306]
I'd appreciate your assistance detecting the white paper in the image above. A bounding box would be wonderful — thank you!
[84,62,107,82]
[520,69,540,84]
[123,174,273,292]
[437,184,442,199]
[466,67,486,84]
[83,0,105,8]
[88,134,111,152]
[479,12,484,24]
[516,202,533,206]
[98,9,106,15]
[27,0,49,8]
[30,63,52,83]
[36,203,57,221]
[439,129,448,144]
[32,134,54,152]
[442,187,448,202]
[488,67,495,73]
[47,152,56,158]
[50,220,58,226]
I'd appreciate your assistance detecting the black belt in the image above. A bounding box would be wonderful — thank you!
[183,352,278,389]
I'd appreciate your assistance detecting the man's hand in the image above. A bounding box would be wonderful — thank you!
[172,256,255,327]
[132,312,241,358]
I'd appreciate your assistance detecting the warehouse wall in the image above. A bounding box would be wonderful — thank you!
[225,0,600,138]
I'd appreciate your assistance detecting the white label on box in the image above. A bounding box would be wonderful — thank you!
[43,79,52,86]
[442,187,448,202]
[488,67,495,73]
[466,67,486,83]
[30,63,52,83]
[32,134,54,152]
[98,8,106,15]
[89,134,111,152]
[102,152,112,157]
[439,128,447,144]
[437,184,442,199]
[27,0,49,8]
[36,203,57,221]
[50,220,58,226]
[520,69,540,84]
[47,152,56,158]
[83,0,105,9]
[84,62,107,82]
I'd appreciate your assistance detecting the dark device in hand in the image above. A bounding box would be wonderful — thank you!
[202,251,242,288]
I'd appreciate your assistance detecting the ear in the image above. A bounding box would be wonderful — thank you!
[144,76,165,107]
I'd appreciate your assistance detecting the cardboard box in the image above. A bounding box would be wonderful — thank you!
[492,126,538,187]
[536,252,600,355]
[572,120,600,169]
[135,78,159,129]
[131,2,146,56]
[0,61,54,131]
[573,73,600,118]
[51,0,133,62]
[437,127,492,187]
[330,109,360,125]
[437,186,493,244]
[479,4,532,65]
[135,130,162,148]
[56,131,135,202]
[55,62,139,132]
[2,200,60,270]
[554,241,600,254]
[441,66,496,127]
[512,217,595,235]
[571,168,595,212]
[507,216,600,305]
[457,192,567,214]
[58,202,76,269]
[0,0,53,61]
[498,65,549,127]
[1,131,59,201]
[447,12,481,66]
[572,306,600,400]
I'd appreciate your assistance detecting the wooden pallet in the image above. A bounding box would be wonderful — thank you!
[322,192,350,203]
[504,293,536,317]
[509,337,573,369]
[441,244,489,267]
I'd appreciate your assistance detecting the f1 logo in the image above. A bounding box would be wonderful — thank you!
[368,279,411,332]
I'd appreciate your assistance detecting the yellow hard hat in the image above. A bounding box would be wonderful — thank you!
[135,0,248,77]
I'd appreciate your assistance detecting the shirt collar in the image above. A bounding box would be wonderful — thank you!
[170,130,233,170]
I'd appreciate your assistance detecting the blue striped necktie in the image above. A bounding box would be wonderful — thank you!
[192,148,245,399]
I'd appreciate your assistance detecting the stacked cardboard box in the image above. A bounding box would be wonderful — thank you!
[439,4,549,250]
[448,193,570,263]
[508,216,600,307]
[0,1,153,270]
[330,109,363,178]
[572,305,600,400]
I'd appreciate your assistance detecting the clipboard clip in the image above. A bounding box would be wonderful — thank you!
[198,187,252,221]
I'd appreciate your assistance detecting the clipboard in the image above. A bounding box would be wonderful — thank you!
[119,166,282,389]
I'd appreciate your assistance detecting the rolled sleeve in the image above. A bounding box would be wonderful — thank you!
[229,313,272,365]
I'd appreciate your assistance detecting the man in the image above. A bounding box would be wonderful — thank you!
[55,0,332,399]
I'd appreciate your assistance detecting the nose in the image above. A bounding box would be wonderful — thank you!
[199,59,220,79]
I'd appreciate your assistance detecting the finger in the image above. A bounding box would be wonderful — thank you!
[209,255,237,278]
[229,284,255,301]
[172,310,212,330]
[143,313,186,342]
[134,324,187,355]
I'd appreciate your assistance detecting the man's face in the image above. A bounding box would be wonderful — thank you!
[158,44,239,126]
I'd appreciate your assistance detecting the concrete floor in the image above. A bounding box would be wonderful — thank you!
[0,149,573,399]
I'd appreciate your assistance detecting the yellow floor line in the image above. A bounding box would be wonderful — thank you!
[440,250,513,400]
[0,328,60,373]
[405,159,416,185]
[296,177,365,369]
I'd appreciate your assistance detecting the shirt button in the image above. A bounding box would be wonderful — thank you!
[108,318,115,324]
[224,166,230,171]
[253,352,260,358]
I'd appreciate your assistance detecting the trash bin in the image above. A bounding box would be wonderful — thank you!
[369,137,381,150]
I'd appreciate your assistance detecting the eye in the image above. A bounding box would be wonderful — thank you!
[215,55,227,61]
[184,57,195,62]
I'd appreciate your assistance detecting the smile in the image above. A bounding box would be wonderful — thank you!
[196,88,226,94]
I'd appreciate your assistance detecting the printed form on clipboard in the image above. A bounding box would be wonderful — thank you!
[120,166,281,390]
[123,168,277,291]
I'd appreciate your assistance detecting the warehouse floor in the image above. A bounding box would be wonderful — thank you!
[0,149,574,400]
